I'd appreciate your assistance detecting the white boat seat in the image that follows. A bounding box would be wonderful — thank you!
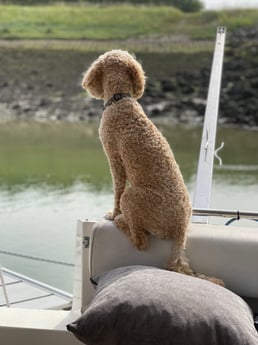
[0,308,81,345]
[74,220,258,309]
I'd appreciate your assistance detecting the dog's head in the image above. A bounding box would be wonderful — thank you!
[82,50,145,100]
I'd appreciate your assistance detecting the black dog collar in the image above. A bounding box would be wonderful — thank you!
[104,93,131,109]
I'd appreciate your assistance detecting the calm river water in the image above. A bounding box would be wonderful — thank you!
[0,121,257,292]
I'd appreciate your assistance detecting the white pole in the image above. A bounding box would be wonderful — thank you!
[192,27,226,224]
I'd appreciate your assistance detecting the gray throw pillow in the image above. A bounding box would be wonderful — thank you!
[67,266,258,345]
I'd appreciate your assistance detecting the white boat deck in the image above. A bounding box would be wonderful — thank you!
[0,267,72,310]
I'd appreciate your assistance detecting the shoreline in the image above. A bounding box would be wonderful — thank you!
[0,27,258,128]
[0,37,214,53]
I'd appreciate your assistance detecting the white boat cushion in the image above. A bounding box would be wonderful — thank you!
[89,220,258,298]
[67,266,258,345]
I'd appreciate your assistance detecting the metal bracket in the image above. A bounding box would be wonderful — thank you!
[83,236,90,248]
[214,141,224,166]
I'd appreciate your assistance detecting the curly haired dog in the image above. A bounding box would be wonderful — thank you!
[82,50,224,286]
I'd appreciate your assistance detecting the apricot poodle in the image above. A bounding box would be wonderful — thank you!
[82,50,224,286]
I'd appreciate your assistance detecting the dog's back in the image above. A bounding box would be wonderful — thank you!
[99,97,191,221]
[100,98,187,189]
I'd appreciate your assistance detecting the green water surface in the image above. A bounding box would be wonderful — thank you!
[0,120,257,292]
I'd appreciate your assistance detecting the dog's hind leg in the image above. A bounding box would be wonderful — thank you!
[114,213,149,251]
[114,214,130,237]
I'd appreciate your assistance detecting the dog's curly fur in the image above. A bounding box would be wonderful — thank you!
[82,50,224,286]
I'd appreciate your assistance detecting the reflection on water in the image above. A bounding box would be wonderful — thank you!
[0,121,257,292]
[0,183,113,292]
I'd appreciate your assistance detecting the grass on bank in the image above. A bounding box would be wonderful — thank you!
[0,4,258,41]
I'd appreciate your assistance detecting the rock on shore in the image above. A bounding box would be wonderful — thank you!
[0,27,258,127]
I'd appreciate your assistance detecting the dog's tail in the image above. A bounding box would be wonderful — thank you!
[166,243,194,275]
[166,243,224,286]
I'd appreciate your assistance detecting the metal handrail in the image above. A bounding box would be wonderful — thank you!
[0,265,10,307]
[192,208,258,221]
[0,251,73,267]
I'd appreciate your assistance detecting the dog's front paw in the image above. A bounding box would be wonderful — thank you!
[104,209,121,221]
[104,211,115,220]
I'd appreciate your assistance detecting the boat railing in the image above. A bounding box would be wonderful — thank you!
[0,265,10,307]
[192,208,258,225]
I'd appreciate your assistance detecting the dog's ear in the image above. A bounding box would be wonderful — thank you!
[128,59,146,100]
[82,58,104,99]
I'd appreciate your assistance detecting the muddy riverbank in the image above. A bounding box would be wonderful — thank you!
[0,27,258,127]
